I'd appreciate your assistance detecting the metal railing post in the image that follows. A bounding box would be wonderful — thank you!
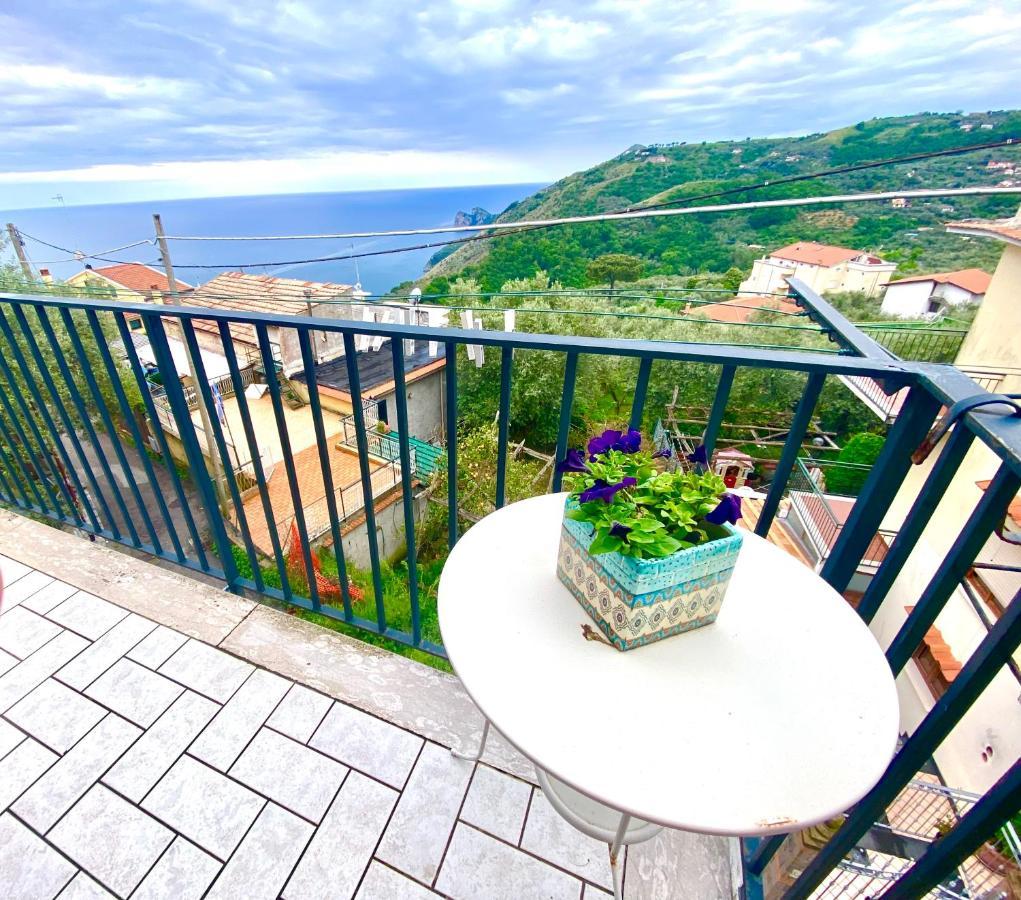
[141,313,236,586]
[820,387,942,593]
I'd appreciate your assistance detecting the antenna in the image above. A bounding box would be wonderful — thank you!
[350,243,361,287]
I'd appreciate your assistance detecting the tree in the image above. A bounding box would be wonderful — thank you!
[586,254,644,291]
[824,433,885,495]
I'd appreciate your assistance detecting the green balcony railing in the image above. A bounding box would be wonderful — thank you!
[0,278,1018,900]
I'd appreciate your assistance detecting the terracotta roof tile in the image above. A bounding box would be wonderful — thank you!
[689,295,801,324]
[86,263,191,294]
[905,606,963,681]
[185,271,357,346]
[768,241,866,267]
[975,480,1021,528]
[946,211,1021,245]
[890,268,991,294]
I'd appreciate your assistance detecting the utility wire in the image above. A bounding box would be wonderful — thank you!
[1,280,822,333]
[17,233,153,264]
[37,283,809,319]
[161,137,1019,242]
[15,138,1019,270]
[161,187,1021,269]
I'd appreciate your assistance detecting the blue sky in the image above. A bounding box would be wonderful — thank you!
[1,0,1019,208]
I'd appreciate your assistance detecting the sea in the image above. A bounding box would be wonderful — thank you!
[2,184,545,296]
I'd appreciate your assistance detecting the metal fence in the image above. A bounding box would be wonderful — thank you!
[859,324,969,363]
[0,278,1019,900]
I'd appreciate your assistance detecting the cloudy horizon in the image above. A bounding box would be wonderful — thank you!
[2,0,1019,209]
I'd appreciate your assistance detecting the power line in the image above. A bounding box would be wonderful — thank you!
[14,137,1019,272]
[630,136,1019,213]
[161,138,1019,242]
[17,232,154,265]
[0,282,821,334]
[161,186,1021,269]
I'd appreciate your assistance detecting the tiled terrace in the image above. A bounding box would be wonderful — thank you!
[0,512,737,900]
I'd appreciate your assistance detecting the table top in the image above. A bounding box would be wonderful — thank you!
[438,492,899,837]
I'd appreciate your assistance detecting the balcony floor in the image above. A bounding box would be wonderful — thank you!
[0,512,738,899]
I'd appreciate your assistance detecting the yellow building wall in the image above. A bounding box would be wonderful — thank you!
[955,243,1021,392]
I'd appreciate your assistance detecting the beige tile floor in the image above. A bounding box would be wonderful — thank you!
[0,553,735,899]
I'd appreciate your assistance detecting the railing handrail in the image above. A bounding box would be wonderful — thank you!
[2,280,1021,900]
[0,290,915,378]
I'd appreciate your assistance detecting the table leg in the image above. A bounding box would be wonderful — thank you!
[609,812,631,900]
[451,717,491,761]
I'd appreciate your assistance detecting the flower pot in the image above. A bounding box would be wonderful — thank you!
[557,500,743,651]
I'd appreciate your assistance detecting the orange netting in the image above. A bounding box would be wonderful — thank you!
[287,522,364,602]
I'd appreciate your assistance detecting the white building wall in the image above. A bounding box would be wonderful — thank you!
[882,281,935,318]
[875,439,1021,794]
[739,254,894,297]
[380,368,445,443]
[935,283,976,307]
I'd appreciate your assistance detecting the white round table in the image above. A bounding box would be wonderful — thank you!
[438,493,899,895]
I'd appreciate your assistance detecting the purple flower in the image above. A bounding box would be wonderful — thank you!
[706,493,742,526]
[615,429,642,454]
[578,476,637,504]
[686,444,709,466]
[556,448,590,474]
[652,447,672,459]
[587,428,642,459]
[588,429,622,459]
[609,522,631,540]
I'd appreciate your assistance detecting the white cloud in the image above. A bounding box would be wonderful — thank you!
[0,148,554,195]
[500,83,576,106]
[0,63,191,101]
[423,12,611,70]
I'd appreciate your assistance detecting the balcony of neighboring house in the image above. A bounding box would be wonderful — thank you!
[1,277,1020,900]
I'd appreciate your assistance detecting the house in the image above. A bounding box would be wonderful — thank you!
[738,241,896,298]
[290,338,447,444]
[184,272,367,375]
[890,197,909,209]
[866,206,1021,796]
[881,268,991,318]
[687,294,800,323]
[65,263,192,328]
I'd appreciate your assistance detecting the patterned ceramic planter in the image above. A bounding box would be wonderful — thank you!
[556,500,743,651]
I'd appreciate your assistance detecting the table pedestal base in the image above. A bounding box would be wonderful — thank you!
[536,768,662,900]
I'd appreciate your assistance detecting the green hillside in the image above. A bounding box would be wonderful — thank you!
[421,110,1021,293]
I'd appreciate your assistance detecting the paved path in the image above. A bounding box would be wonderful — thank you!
[59,430,208,557]
[0,552,732,899]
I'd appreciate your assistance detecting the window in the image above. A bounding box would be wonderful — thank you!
[965,568,1005,620]
[912,643,953,701]
[905,606,962,702]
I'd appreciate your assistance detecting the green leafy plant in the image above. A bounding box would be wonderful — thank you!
[557,430,740,559]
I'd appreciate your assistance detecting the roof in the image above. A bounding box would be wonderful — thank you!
[904,607,962,683]
[186,272,357,346]
[889,268,992,294]
[975,480,1021,529]
[78,263,191,294]
[946,210,1021,247]
[768,241,864,267]
[689,295,801,324]
[292,340,446,397]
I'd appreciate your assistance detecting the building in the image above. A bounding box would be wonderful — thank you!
[65,264,193,328]
[869,207,1021,796]
[184,271,367,375]
[290,339,447,444]
[687,294,800,323]
[880,268,991,318]
[738,241,896,297]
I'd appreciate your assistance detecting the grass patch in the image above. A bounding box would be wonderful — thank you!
[229,543,451,672]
